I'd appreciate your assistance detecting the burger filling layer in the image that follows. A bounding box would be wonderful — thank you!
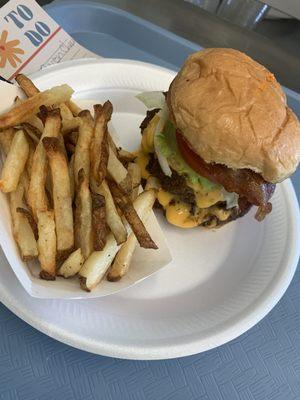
[136,109,246,228]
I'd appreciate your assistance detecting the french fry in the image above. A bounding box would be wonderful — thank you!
[68,154,75,202]
[16,75,75,122]
[22,123,41,144]
[0,130,29,193]
[90,102,112,185]
[28,109,61,217]
[14,97,43,132]
[92,193,107,251]
[66,100,82,116]
[127,162,141,200]
[57,248,84,278]
[74,110,93,184]
[10,175,38,260]
[37,210,56,280]
[75,169,93,259]
[79,233,120,291]
[107,133,118,157]
[65,142,75,156]
[15,75,75,133]
[64,132,78,159]
[58,133,68,159]
[26,115,44,132]
[0,128,15,154]
[44,134,67,209]
[21,171,30,206]
[25,138,35,177]
[107,146,126,181]
[118,148,136,164]
[43,137,74,253]
[14,98,43,133]
[16,207,38,240]
[61,117,80,134]
[0,84,73,129]
[38,105,48,125]
[107,234,136,282]
[108,181,157,249]
[107,188,156,281]
[91,179,127,245]
[14,89,44,132]
[15,74,39,97]
[66,131,78,146]
[59,102,73,121]
[107,146,132,193]
[45,175,53,210]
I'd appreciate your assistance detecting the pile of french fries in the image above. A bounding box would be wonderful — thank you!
[0,74,158,291]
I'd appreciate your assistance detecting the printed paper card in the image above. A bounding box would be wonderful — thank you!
[0,0,97,81]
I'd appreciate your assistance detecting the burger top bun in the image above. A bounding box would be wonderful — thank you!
[167,48,300,183]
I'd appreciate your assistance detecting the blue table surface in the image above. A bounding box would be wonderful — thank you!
[1,1,300,399]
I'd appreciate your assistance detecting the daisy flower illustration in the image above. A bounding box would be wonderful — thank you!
[0,30,25,69]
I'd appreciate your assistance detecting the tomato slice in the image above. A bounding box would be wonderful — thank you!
[176,130,209,176]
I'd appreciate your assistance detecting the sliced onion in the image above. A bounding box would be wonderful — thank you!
[154,106,172,177]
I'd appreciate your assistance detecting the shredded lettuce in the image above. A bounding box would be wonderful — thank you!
[136,91,166,109]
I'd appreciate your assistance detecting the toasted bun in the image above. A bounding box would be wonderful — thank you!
[167,48,300,183]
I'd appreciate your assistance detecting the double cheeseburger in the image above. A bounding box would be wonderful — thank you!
[136,48,300,228]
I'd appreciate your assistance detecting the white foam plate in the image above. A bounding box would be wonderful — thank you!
[0,59,299,360]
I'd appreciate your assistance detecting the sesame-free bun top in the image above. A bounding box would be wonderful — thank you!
[167,48,300,183]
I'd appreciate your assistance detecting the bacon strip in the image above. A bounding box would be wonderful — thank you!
[176,132,275,207]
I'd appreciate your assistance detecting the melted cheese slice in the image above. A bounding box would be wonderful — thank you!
[187,181,224,208]
[141,113,160,154]
[195,190,223,208]
[166,203,199,228]
[157,190,174,207]
[135,151,150,179]
[157,189,231,228]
